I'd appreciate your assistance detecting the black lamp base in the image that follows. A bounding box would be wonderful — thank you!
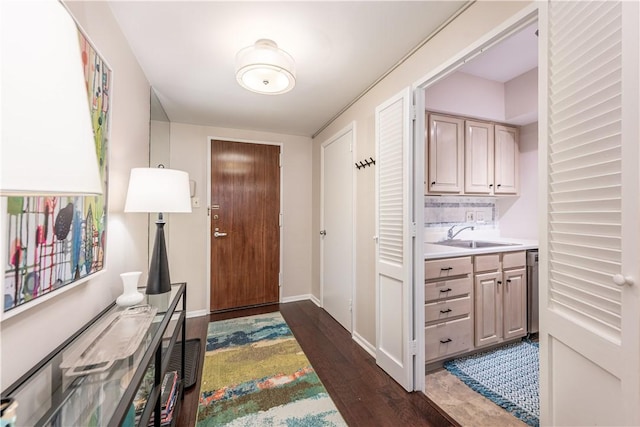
[146,220,171,295]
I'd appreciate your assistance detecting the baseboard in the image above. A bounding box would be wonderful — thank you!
[352,331,376,358]
[187,309,208,319]
[281,294,321,306]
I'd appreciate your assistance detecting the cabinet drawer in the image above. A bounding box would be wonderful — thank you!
[425,256,472,279]
[425,276,472,302]
[425,296,471,324]
[425,317,472,361]
[474,253,500,272]
[503,250,526,269]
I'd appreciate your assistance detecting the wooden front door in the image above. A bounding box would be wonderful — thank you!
[210,140,280,311]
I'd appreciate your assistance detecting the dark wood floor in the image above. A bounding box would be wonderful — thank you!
[175,300,457,427]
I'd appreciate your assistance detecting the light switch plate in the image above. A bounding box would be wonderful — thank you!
[465,211,474,222]
[192,197,200,208]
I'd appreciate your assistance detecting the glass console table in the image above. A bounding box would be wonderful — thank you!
[2,283,186,427]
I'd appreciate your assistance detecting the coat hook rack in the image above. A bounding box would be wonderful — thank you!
[355,157,376,170]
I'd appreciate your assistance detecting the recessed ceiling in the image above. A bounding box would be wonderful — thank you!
[108,1,468,137]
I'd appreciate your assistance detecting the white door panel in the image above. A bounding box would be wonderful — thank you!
[375,87,413,391]
[540,1,640,424]
[321,125,354,332]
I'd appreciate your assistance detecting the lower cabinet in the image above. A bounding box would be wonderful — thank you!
[425,251,528,364]
[424,257,473,363]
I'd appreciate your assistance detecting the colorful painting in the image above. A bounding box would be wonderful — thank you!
[3,30,111,313]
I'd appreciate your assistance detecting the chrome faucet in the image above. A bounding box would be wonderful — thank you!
[447,225,475,240]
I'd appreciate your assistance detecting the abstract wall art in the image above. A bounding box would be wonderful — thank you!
[3,30,111,314]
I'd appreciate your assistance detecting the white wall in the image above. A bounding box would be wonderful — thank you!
[166,123,313,314]
[312,1,534,348]
[505,67,538,124]
[1,1,150,389]
[425,71,505,121]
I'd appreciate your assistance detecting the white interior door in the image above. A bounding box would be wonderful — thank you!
[321,124,354,332]
[375,87,414,391]
[540,1,640,425]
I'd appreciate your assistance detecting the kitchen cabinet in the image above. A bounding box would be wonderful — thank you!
[464,121,519,195]
[464,120,494,194]
[426,112,519,196]
[425,113,464,194]
[494,124,519,194]
[474,251,527,348]
[424,256,473,362]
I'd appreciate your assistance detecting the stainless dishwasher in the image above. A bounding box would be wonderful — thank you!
[527,249,539,334]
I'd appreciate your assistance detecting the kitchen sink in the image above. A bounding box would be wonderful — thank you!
[432,239,520,249]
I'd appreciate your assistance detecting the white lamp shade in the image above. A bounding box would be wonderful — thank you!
[124,168,192,213]
[1,0,103,196]
[236,39,296,95]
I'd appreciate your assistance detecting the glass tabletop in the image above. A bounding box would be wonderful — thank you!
[4,283,185,427]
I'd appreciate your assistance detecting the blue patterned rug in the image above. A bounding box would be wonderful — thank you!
[444,340,539,426]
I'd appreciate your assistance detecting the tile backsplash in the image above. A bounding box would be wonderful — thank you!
[425,196,497,229]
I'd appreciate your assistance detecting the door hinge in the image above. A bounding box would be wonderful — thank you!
[279,213,283,227]
[411,222,417,237]
[411,105,417,121]
[409,340,417,355]
[279,272,283,287]
[349,299,353,313]
[279,153,283,168]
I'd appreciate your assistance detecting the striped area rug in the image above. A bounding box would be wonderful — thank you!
[196,312,346,426]
[444,340,539,427]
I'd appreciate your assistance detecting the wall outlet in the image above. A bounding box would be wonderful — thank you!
[465,211,474,222]
[476,211,485,223]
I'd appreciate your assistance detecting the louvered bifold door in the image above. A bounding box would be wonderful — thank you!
[540,1,640,425]
[374,87,414,391]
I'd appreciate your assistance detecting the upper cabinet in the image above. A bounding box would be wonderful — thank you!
[464,120,494,194]
[426,112,520,196]
[494,124,519,194]
[426,113,464,194]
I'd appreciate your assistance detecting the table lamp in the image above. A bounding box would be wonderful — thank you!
[1,0,102,196]
[124,167,192,295]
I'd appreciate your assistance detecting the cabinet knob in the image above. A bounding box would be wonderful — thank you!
[431,181,436,186]
[489,184,493,188]
[439,288,452,293]
[440,338,452,344]
[497,184,502,188]
[497,280,502,285]
[440,308,452,314]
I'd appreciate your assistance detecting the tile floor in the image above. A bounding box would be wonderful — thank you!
[425,369,529,427]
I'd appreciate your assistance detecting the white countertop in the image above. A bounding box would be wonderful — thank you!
[424,237,538,260]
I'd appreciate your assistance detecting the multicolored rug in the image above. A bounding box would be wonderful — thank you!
[444,340,539,427]
[196,312,346,426]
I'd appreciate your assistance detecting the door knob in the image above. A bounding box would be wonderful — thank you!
[214,231,228,238]
[613,274,634,286]
[320,230,327,236]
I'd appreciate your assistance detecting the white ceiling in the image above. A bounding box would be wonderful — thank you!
[108,1,468,137]
[459,23,538,82]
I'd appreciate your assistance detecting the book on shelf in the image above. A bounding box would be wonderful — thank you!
[133,370,179,426]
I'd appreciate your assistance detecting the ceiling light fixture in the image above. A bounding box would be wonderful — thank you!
[235,39,296,95]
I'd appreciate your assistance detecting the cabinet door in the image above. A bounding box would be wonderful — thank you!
[474,271,501,347]
[502,267,527,340]
[464,120,494,194]
[426,113,464,193]
[494,124,519,194]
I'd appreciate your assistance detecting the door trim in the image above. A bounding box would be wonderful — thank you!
[206,137,284,313]
[412,3,539,393]
[320,121,356,333]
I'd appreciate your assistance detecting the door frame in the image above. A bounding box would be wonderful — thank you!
[320,122,356,332]
[206,137,284,313]
[411,4,540,392]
